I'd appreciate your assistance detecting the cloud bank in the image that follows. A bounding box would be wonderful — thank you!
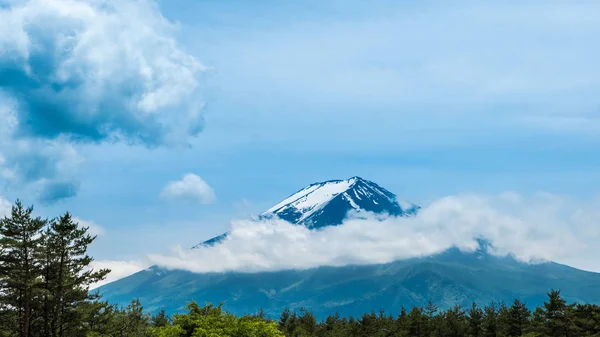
[0,0,205,202]
[148,193,600,274]
[161,173,216,204]
[89,259,149,289]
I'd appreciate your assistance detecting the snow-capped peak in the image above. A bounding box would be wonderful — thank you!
[263,178,357,220]
[193,176,419,248]
[261,176,418,228]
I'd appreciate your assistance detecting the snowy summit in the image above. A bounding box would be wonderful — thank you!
[261,176,418,228]
[193,177,419,248]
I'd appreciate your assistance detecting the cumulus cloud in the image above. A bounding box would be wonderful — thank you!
[160,173,216,204]
[89,259,148,289]
[148,193,600,273]
[0,0,206,202]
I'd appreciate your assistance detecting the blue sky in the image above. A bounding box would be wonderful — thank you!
[1,0,600,282]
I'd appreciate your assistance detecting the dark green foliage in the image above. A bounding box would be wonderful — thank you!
[151,309,170,327]
[507,299,530,336]
[0,201,47,337]
[0,201,109,337]
[468,302,484,337]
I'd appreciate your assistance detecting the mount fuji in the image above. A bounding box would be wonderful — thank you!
[193,176,419,248]
[98,177,600,318]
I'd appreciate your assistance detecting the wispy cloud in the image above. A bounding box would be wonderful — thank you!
[161,173,216,204]
[193,1,600,130]
[73,217,105,237]
[0,196,11,218]
[147,193,600,274]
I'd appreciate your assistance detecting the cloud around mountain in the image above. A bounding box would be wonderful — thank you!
[0,0,205,203]
[90,259,149,289]
[148,193,600,274]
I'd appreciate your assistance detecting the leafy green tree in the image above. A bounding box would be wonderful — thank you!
[158,301,284,337]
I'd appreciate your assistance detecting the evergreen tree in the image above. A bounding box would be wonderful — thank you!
[496,301,510,336]
[76,295,115,336]
[151,309,170,327]
[42,212,110,337]
[528,306,546,334]
[506,299,530,337]
[468,302,484,337]
[482,302,498,337]
[407,306,426,337]
[445,304,468,337]
[425,298,438,318]
[0,201,47,337]
[396,306,409,336]
[543,289,575,337]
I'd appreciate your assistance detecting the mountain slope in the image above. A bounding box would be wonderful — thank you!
[97,247,600,318]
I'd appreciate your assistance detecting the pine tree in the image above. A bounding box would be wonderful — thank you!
[151,309,170,327]
[507,299,530,336]
[425,298,438,318]
[408,306,426,337]
[482,302,498,337]
[468,302,484,337]
[528,306,546,334]
[42,212,110,337]
[544,289,575,337]
[445,304,468,337]
[0,201,47,337]
[496,301,511,336]
[76,295,115,336]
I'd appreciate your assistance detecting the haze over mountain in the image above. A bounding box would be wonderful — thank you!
[98,177,600,318]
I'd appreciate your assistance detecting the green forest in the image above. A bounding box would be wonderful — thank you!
[1,201,600,337]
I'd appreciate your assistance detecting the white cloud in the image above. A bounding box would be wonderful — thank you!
[148,193,600,273]
[73,217,105,237]
[0,0,206,202]
[160,173,216,204]
[0,196,11,218]
[89,259,148,289]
